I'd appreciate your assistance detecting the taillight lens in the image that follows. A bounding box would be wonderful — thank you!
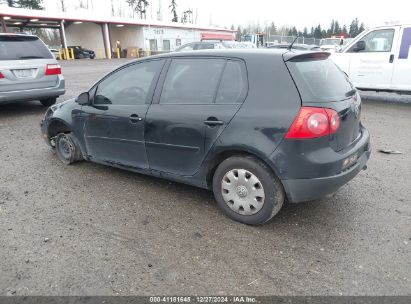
[0,72,4,79]
[285,106,340,139]
[45,64,61,76]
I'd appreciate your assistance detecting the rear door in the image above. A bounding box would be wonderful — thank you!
[391,26,411,91]
[145,57,247,176]
[344,27,398,90]
[0,35,57,93]
[82,59,164,169]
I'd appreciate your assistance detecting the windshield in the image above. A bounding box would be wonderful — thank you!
[320,39,341,46]
[286,57,354,102]
[0,35,53,60]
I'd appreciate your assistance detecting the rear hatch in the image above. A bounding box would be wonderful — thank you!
[0,35,58,93]
[284,52,361,151]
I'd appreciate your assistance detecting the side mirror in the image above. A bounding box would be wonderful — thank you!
[354,40,366,52]
[76,92,90,105]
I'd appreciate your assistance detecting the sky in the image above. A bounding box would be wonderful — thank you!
[43,0,411,30]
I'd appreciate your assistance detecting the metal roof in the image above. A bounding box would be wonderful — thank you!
[0,6,236,33]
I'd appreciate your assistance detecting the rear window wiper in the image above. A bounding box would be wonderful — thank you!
[18,56,45,59]
[345,89,357,97]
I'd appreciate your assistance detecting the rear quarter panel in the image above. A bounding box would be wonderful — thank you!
[205,52,301,176]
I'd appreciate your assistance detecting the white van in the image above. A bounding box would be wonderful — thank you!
[331,24,411,93]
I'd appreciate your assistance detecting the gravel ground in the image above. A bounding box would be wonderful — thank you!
[0,59,410,296]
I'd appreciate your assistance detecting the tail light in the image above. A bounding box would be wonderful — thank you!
[45,64,61,76]
[0,72,4,79]
[285,106,340,139]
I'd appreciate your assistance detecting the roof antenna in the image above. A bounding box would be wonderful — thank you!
[288,36,298,50]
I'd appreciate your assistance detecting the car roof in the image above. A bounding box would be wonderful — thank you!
[137,48,324,63]
[155,48,288,59]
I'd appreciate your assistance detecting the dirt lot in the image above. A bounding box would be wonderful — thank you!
[0,60,410,296]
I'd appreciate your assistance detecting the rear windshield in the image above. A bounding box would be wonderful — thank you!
[0,36,53,60]
[286,57,354,102]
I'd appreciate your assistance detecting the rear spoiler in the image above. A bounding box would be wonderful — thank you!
[283,51,331,62]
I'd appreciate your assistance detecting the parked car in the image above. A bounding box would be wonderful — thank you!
[68,45,96,59]
[175,41,255,52]
[0,33,65,106]
[48,47,60,59]
[267,43,321,51]
[319,38,344,52]
[41,49,371,225]
[331,24,411,93]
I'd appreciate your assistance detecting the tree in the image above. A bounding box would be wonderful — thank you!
[269,22,277,35]
[303,27,308,37]
[314,24,322,39]
[4,0,43,9]
[342,25,348,37]
[181,9,193,24]
[236,25,242,41]
[334,20,341,36]
[126,0,149,19]
[358,23,365,34]
[169,0,178,22]
[59,0,66,12]
[349,18,359,38]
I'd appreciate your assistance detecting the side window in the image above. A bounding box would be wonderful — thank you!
[160,58,225,104]
[215,60,247,104]
[94,60,162,105]
[178,43,194,52]
[349,29,395,52]
[195,43,215,50]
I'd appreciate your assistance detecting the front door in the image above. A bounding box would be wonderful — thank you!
[82,59,164,169]
[145,58,248,176]
[346,28,397,90]
[392,26,411,91]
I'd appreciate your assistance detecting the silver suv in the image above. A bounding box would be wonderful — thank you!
[0,33,65,106]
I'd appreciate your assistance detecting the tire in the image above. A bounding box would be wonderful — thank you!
[55,133,83,165]
[40,98,57,107]
[212,156,284,225]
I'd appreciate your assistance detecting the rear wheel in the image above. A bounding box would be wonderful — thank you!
[55,133,83,165]
[212,156,284,225]
[40,98,57,107]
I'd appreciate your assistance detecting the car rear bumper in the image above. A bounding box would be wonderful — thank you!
[279,128,371,203]
[0,76,65,104]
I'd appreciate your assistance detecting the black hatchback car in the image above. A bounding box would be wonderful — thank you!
[41,49,371,225]
[68,46,95,59]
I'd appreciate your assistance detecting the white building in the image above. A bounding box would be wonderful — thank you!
[0,6,235,58]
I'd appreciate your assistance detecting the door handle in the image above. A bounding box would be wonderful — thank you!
[129,114,143,123]
[389,54,394,63]
[204,117,224,126]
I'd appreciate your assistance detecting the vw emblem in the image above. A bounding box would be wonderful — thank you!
[353,103,360,118]
[352,94,360,118]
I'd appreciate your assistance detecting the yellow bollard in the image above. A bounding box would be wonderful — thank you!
[65,48,70,60]
[117,48,120,59]
[99,49,104,59]
[58,49,63,60]
[70,48,75,60]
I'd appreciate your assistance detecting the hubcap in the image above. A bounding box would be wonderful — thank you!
[58,135,72,159]
[221,169,265,216]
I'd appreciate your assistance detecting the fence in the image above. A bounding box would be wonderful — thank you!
[266,35,321,46]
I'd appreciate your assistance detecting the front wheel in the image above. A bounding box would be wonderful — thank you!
[55,133,83,165]
[212,156,284,225]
